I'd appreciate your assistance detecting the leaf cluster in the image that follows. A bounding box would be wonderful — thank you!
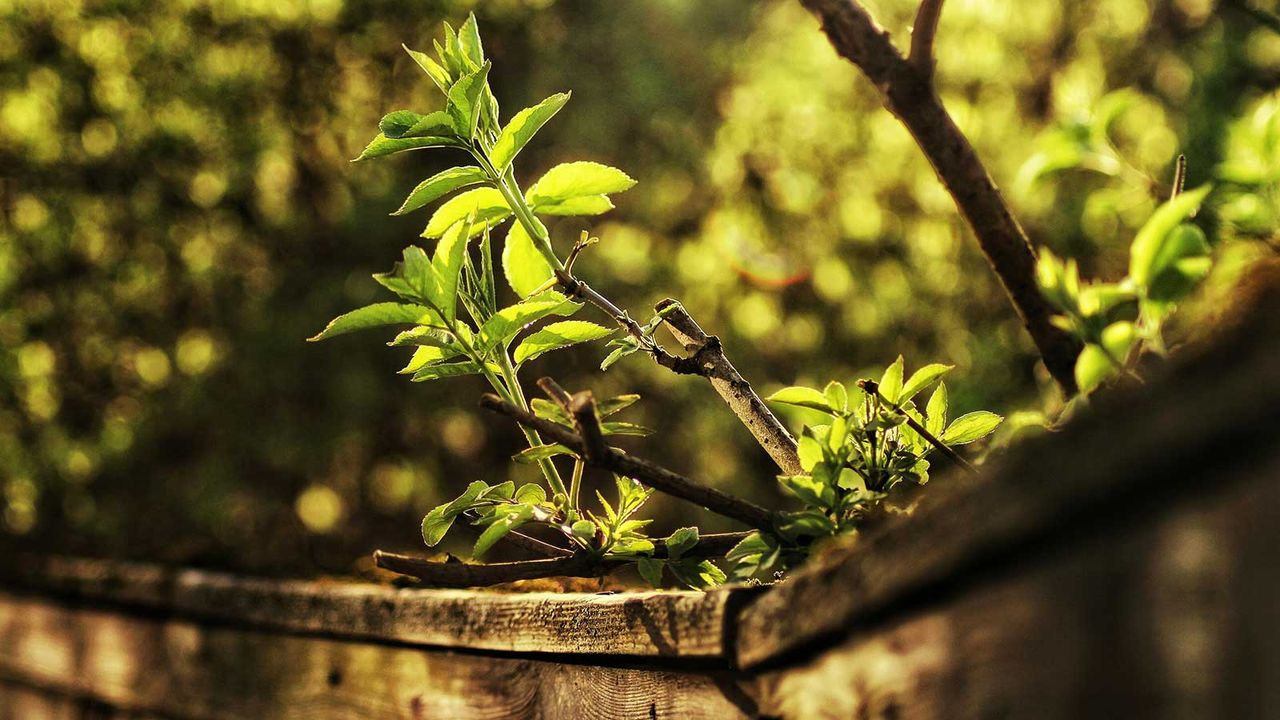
[1036,185,1213,394]
[729,357,1002,581]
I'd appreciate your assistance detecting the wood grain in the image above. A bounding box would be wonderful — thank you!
[0,558,743,659]
[750,454,1280,719]
[0,593,753,720]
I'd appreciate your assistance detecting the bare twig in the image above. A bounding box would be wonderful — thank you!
[502,528,576,558]
[1170,153,1187,202]
[654,299,803,475]
[908,0,945,79]
[374,531,754,586]
[536,376,574,411]
[568,391,610,463]
[480,393,778,531]
[374,551,601,587]
[857,379,975,474]
[798,0,1082,394]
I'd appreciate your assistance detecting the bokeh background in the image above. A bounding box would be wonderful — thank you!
[2,0,1278,574]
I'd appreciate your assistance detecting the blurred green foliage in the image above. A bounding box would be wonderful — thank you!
[1,0,1277,572]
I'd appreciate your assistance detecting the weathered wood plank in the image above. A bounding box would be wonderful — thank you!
[737,292,1280,667]
[0,557,744,659]
[750,452,1280,719]
[0,592,754,720]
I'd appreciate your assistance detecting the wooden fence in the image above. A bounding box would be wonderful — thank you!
[2,290,1278,719]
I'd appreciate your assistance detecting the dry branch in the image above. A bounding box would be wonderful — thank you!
[654,299,803,475]
[798,0,1083,394]
[374,551,601,587]
[374,532,753,587]
[479,393,778,531]
[908,0,945,78]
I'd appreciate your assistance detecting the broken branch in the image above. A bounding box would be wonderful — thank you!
[654,299,803,475]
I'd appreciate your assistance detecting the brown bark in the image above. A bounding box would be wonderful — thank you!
[799,0,1083,394]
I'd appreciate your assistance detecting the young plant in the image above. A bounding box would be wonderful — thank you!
[314,15,1007,590]
[729,357,1002,581]
[1036,180,1214,395]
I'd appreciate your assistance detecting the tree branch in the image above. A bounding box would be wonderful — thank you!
[653,299,803,475]
[798,0,1083,394]
[374,532,753,587]
[374,551,601,587]
[479,393,778,531]
[908,0,945,79]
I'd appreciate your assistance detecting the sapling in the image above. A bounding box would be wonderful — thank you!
[311,14,1005,588]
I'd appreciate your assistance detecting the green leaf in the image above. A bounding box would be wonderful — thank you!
[531,398,572,425]
[900,363,953,403]
[457,13,484,67]
[878,356,905,404]
[421,481,488,546]
[502,220,555,298]
[402,43,451,92]
[388,325,456,348]
[403,110,456,138]
[663,527,699,561]
[532,194,616,217]
[372,246,436,304]
[410,360,486,382]
[1100,321,1138,361]
[399,344,463,374]
[392,167,488,216]
[527,161,637,206]
[925,382,948,437]
[637,558,664,587]
[379,110,424,138]
[421,505,455,547]
[778,474,835,509]
[600,421,652,437]
[571,519,597,546]
[766,386,834,413]
[308,303,439,342]
[667,559,725,589]
[354,133,460,161]
[596,394,641,417]
[725,532,772,563]
[491,93,571,171]
[513,320,614,364]
[513,443,575,464]
[941,411,1004,445]
[446,61,491,140]
[477,291,581,353]
[423,187,510,239]
[431,218,470,324]
[1129,185,1211,289]
[515,484,547,504]
[600,338,641,371]
[1145,224,1212,304]
[473,505,534,559]
[823,381,848,414]
[1074,344,1117,394]
[797,434,824,472]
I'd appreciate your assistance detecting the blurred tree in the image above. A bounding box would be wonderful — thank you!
[0,0,1275,573]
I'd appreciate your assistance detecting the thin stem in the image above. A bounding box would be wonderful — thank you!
[494,348,567,497]
[569,459,584,512]
[858,380,975,475]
